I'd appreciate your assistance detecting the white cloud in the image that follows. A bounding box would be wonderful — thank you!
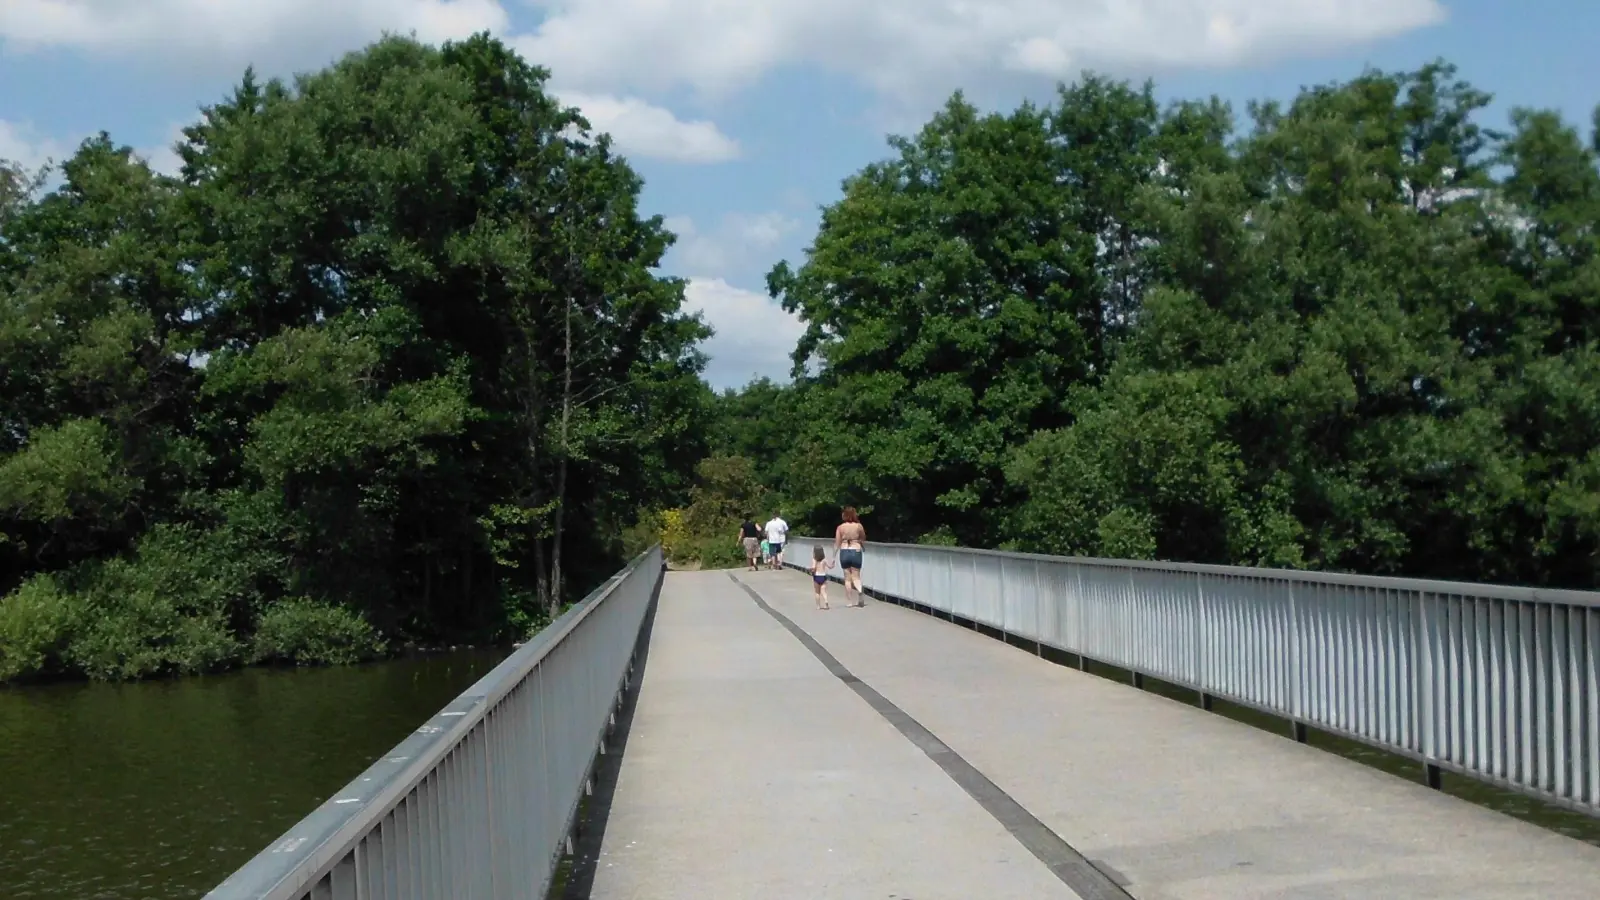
[683,277,805,389]
[0,120,70,171]
[0,0,508,70]
[1,3,741,168]
[136,143,183,178]
[4,2,1446,109]
[664,211,802,275]
[2,1,1444,172]
[1006,37,1074,78]
[3,119,187,179]
[557,91,739,163]
[134,122,190,176]
[516,0,1447,104]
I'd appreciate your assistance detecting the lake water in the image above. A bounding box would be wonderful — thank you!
[0,649,507,900]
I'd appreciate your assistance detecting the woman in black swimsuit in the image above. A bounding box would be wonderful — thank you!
[834,506,866,608]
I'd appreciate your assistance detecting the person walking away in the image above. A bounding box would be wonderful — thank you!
[835,506,867,607]
[738,515,761,571]
[759,537,771,567]
[810,546,833,609]
[764,513,789,571]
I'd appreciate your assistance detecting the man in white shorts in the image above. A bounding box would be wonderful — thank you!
[764,512,789,571]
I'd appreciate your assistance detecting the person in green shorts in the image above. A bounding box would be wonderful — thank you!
[759,537,771,566]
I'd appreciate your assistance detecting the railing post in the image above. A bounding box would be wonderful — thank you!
[1075,565,1087,670]
[1127,568,1138,683]
[1033,558,1044,657]
[997,555,1008,640]
[1289,581,1306,743]
[1418,591,1441,789]
[483,715,500,899]
[1196,571,1208,709]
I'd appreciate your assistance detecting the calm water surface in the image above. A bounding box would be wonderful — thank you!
[0,649,507,900]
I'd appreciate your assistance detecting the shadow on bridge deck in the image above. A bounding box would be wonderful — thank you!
[571,570,1600,900]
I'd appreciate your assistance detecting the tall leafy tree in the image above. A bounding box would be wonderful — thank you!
[768,95,1099,544]
[729,60,1600,594]
[0,34,710,681]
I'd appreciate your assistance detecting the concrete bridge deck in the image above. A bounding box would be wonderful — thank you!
[582,570,1600,900]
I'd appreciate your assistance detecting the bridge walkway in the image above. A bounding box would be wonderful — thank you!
[584,570,1600,900]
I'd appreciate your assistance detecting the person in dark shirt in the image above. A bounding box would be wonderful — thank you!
[738,516,761,571]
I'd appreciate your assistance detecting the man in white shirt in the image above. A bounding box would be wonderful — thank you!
[764,513,789,571]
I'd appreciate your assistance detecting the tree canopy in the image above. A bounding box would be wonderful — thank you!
[0,35,712,681]
[9,46,1600,680]
[720,61,1600,591]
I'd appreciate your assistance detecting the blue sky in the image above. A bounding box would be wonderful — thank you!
[2,1,1595,389]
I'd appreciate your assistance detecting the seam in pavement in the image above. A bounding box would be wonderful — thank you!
[729,573,1135,900]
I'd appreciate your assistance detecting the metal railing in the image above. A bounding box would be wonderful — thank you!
[206,544,665,900]
[786,537,1600,816]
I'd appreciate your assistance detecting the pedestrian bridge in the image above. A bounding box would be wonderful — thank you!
[207,541,1600,899]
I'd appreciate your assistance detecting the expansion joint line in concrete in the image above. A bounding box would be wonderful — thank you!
[728,573,1135,900]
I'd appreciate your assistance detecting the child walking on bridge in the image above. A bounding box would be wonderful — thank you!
[810,545,834,610]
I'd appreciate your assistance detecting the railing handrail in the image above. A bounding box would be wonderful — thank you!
[795,537,1600,608]
[205,546,662,900]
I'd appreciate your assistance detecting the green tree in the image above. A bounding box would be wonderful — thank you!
[0,33,710,681]
[768,95,1099,545]
[0,137,202,589]
[735,60,1600,594]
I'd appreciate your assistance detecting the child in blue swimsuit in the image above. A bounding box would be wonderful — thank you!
[810,545,833,610]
